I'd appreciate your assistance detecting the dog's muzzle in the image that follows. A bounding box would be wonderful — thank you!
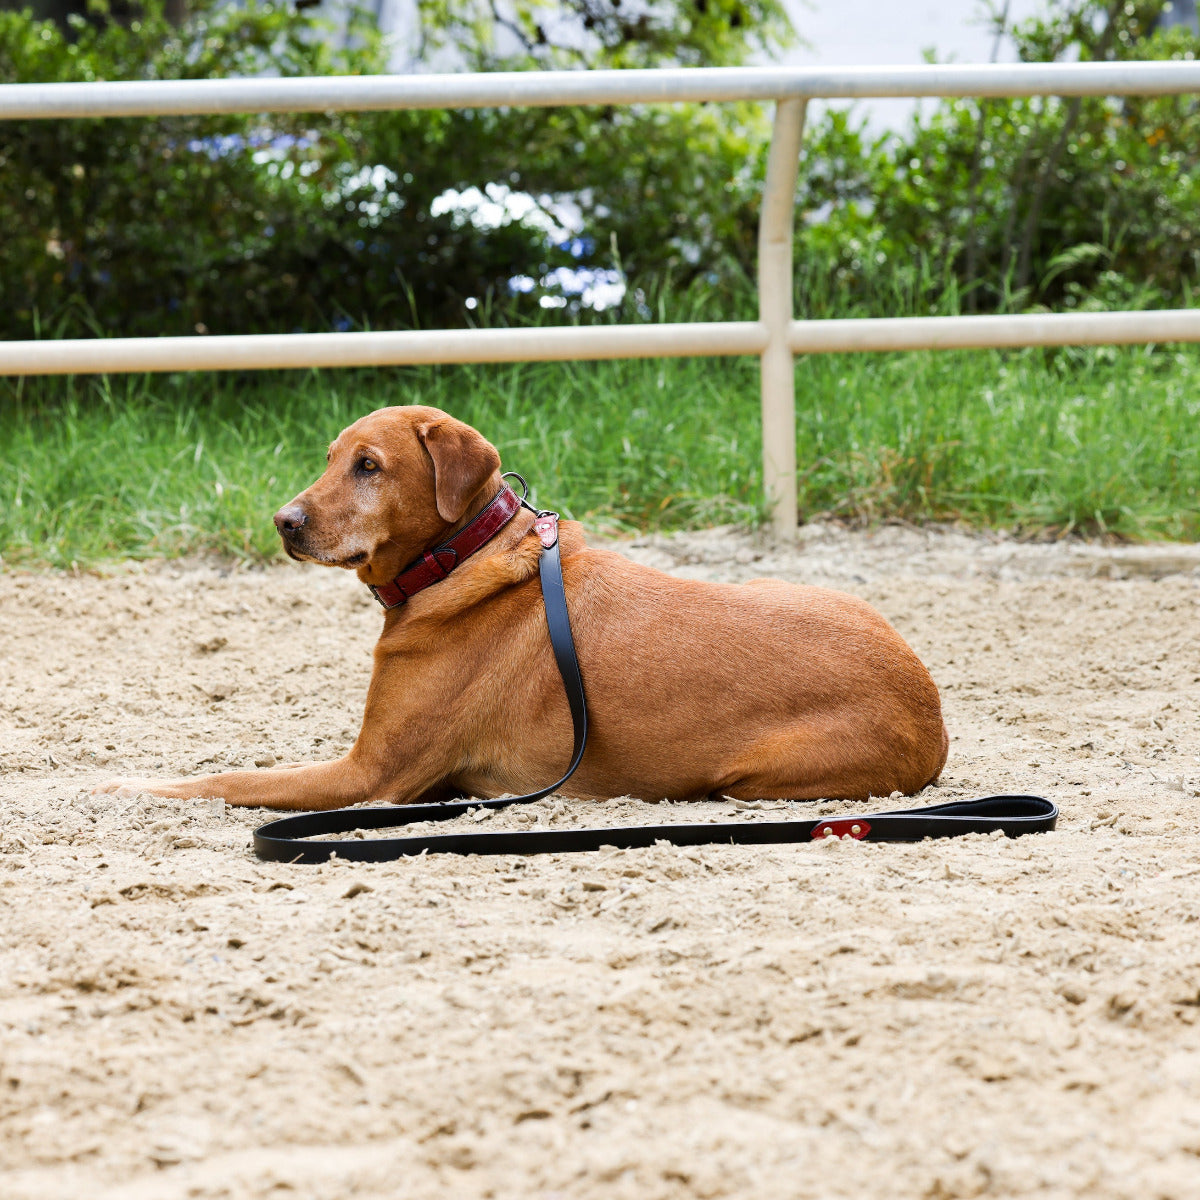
[274,504,309,558]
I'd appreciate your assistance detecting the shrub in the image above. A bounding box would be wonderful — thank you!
[797,0,1200,315]
[0,0,789,339]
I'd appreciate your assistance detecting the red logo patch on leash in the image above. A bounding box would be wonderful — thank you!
[812,819,871,841]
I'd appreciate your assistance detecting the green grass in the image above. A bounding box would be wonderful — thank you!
[2,339,1199,567]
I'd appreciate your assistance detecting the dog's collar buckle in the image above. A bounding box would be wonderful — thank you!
[367,583,391,609]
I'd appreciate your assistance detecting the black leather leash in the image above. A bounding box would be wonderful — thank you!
[254,509,1056,864]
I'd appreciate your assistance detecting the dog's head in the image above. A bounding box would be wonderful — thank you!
[273,405,502,584]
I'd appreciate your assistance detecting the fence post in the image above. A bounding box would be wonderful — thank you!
[757,97,806,540]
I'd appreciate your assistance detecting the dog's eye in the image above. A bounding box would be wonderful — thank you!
[359,458,379,473]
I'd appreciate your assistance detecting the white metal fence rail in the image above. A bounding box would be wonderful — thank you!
[5,62,1200,536]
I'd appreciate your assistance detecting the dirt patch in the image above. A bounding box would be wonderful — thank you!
[3,522,1200,1200]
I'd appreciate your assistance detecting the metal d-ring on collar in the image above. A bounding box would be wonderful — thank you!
[501,470,531,506]
[502,470,553,520]
[504,469,565,548]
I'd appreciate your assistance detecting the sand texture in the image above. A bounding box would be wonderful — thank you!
[2,522,1200,1199]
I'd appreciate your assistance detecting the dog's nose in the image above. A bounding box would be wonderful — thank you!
[274,504,308,534]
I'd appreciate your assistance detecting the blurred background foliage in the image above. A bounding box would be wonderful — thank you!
[0,0,789,338]
[1,0,1199,340]
[807,0,1200,317]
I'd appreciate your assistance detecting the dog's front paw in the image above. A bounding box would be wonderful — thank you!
[92,778,166,799]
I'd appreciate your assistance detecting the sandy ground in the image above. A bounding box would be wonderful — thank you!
[3,522,1200,1200]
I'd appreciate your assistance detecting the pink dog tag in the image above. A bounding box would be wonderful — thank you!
[534,513,559,549]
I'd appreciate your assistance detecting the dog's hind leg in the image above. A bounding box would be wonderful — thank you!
[713,710,947,803]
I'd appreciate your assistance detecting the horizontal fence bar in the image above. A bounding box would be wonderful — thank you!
[5,61,1200,120]
[788,309,1200,353]
[6,310,1200,375]
[0,322,768,376]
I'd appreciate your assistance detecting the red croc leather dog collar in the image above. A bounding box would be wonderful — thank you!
[369,484,523,609]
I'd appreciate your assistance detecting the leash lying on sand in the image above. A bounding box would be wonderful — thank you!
[254,493,1056,864]
[254,793,1058,863]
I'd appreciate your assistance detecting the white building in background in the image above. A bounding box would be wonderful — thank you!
[350,0,1198,130]
[781,0,1199,130]
[1160,0,1200,29]
[780,0,1047,131]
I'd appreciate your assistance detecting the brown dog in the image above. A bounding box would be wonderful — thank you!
[97,405,948,809]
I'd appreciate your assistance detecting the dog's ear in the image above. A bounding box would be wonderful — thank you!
[417,418,502,523]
